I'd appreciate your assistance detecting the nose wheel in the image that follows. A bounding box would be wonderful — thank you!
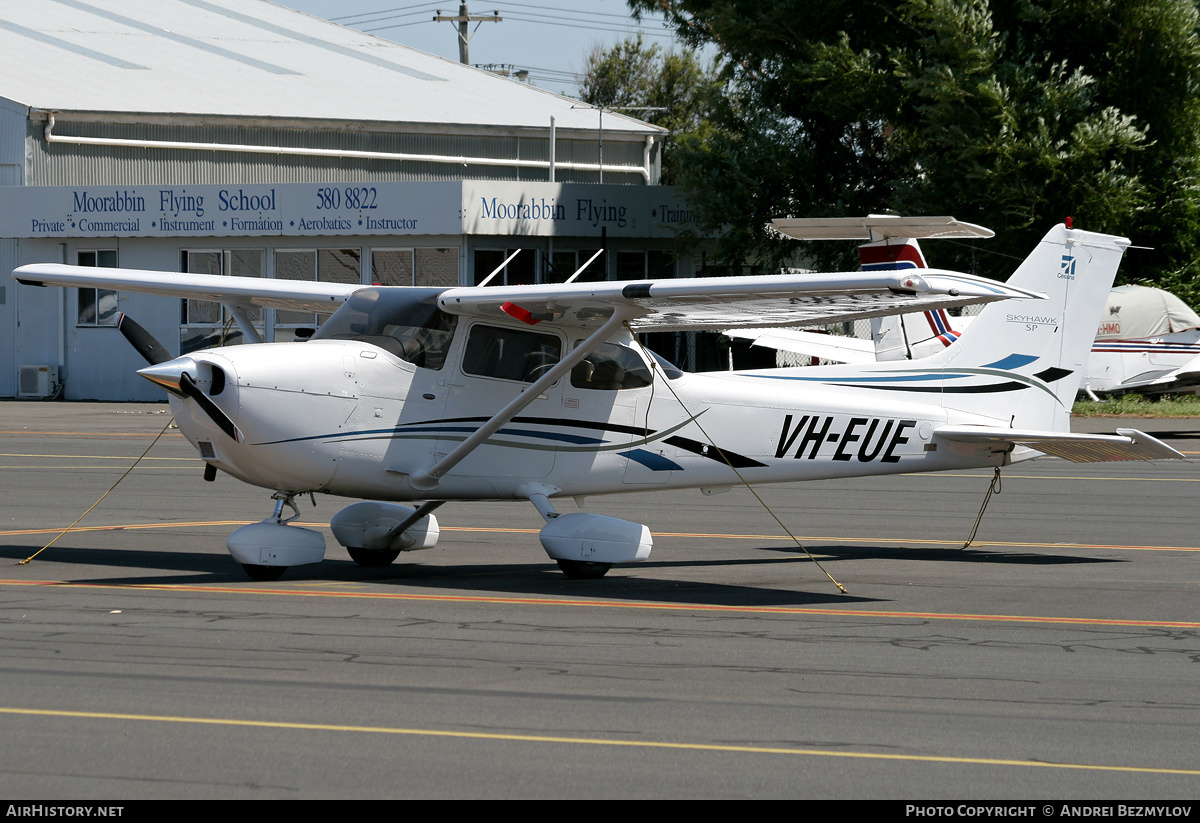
[555,559,612,579]
[227,492,325,581]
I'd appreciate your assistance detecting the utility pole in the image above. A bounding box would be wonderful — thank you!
[434,3,501,65]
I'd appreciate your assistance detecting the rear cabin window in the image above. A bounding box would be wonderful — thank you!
[570,341,653,390]
[463,325,562,383]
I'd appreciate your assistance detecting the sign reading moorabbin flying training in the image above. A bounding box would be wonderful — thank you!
[462,181,697,238]
[0,181,697,240]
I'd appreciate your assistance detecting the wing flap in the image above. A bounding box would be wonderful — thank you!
[935,425,1184,462]
[438,269,1041,331]
[14,264,359,313]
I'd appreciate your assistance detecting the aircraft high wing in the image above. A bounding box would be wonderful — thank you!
[16,262,1039,331]
[11,222,1184,582]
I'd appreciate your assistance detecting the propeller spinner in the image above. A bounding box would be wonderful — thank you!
[116,313,243,442]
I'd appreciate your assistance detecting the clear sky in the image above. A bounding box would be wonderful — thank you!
[276,0,697,97]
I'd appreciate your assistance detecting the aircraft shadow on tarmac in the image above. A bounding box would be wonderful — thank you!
[1143,430,1200,441]
[760,543,1123,565]
[1,543,883,607]
[1,537,1121,608]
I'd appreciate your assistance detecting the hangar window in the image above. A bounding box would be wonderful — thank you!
[179,249,265,354]
[473,248,536,286]
[76,250,118,326]
[615,250,676,281]
[372,247,459,288]
[545,249,604,283]
[275,248,362,328]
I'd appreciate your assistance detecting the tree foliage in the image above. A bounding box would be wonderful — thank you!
[579,34,720,184]
[627,0,1200,299]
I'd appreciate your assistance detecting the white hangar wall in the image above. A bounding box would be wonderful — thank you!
[5,180,700,400]
[0,0,683,400]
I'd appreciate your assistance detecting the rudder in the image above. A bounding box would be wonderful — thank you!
[889,224,1130,431]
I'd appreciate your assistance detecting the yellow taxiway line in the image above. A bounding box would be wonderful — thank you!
[0,706,1196,777]
[1,577,1197,629]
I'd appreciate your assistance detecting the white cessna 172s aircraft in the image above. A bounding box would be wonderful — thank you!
[13,219,1184,581]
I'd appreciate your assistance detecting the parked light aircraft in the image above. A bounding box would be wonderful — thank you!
[740,217,1200,398]
[13,219,1183,581]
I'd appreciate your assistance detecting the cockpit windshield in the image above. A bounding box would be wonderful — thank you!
[312,287,457,370]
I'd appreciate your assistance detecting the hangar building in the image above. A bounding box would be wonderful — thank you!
[0,0,696,400]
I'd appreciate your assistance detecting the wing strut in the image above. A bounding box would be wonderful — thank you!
[223,303,263,344]
[407,306,641,490]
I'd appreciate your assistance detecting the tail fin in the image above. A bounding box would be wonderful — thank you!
[859,238,964,361]
[909,224,1129,431]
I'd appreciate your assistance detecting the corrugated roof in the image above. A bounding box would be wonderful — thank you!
[0,0,660,134]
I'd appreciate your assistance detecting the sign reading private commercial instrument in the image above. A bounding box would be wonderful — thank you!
[4,181,462,239]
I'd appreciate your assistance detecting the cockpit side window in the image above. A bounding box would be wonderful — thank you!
[570,341,653,390]
[311,287,457,370]
[463,324,562,383]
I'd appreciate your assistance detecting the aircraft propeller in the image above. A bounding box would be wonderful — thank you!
[116,313,242,442]
[115,313,172,366]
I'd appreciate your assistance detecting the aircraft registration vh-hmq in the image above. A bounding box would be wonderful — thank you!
[13,218,1184,581]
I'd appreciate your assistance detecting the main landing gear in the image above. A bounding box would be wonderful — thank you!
[555,559,614,579]
[520,483,653,579]
[329,500,443,567]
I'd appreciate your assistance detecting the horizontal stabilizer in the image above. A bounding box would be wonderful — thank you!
[935,426,1184,463]
[770,215,994,242]
[723,328,876,364]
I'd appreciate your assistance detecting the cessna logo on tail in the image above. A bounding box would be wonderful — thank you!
[1060,254,1077,280]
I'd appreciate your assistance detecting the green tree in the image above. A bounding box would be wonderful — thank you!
[579,34,720,184]
[628,0,1200,298]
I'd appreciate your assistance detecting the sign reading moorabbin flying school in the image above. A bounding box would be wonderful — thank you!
[0,181,697,240]
[1,181,462,239]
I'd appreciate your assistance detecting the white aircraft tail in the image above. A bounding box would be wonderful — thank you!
[901,223,1130,430]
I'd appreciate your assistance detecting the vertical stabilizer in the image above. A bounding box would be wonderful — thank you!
[908,224,1130,430]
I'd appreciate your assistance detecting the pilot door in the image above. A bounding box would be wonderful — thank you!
[435,321,565,479]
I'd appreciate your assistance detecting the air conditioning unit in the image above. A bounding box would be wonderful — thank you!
[18,365,60,398]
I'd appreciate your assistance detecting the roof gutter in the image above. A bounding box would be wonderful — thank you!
[43,113,654,184]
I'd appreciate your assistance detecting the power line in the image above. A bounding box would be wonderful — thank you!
[335,2,668,25]
[350,9,439,28]
[494,2,668,24]
[332,3,439,23]
[499,13,675,38]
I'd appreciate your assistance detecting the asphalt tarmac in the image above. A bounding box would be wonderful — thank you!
[1,402,1198,799]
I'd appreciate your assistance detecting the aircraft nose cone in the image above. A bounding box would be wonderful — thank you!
[137,356,196,396]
